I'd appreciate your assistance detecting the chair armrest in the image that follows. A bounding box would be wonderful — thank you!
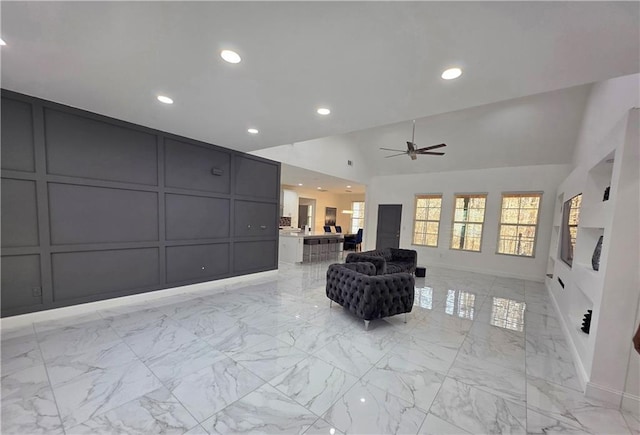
[340,262,377,276]
[345,253,387,275]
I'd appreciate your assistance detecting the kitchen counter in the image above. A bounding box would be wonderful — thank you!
[278,231,343,263]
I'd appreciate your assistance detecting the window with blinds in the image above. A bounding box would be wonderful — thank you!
[413,195,442,247]
[450,194,487,252]
[497,193,542,257]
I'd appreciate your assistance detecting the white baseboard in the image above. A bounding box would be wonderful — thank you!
[622,392,640,415]
[424,261,544,283]
[1,270,278,330]
[585,382,624,407]
[546,281,589,391]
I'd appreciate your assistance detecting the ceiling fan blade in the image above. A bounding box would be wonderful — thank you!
[384,152,408,158]
[416,143,446,151]
[406,141,416,152]
[416,151,445,156]
[379,147,407,152]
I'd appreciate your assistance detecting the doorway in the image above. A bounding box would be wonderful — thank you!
[376,204,402,249]
[298,198,316,231]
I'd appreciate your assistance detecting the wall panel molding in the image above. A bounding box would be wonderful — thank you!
[1,89,280,317]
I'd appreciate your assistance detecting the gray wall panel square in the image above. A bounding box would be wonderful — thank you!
[234,201,278,237]
[1,179,39,248]
[1,255,42,311]
[166,243,229,283]
[1,97,35,172]
[165,139,230,193]
[51,248,159,301]
[45,108,158,185]
[49,183,158,245]
[234,240,277,273]
[165,194,230,240]
[235,156,278,199]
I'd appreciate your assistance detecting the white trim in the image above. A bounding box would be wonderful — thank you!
[547,280,589,390]
[585,382,624,407]
[621,392,640,415]
[1,270,277,330]
[420,261,544,282]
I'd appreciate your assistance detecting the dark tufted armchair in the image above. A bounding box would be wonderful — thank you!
[326,262,415,329]
[345,247,417,275]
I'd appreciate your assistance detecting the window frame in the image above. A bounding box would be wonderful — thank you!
[350,201,365,234]
[412,194,443,248]
[495,191,543,258]
[449,193,488,253]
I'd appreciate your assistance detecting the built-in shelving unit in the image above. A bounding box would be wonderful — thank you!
[546,109,639,407]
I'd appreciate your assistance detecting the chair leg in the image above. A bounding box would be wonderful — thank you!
[404,313,407,324]
[364,320,370,331]
[330,300,333,308]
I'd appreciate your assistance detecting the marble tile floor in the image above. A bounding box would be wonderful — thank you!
[1,261,637,434]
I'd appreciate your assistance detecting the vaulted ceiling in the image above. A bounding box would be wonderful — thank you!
[2,1,638,160]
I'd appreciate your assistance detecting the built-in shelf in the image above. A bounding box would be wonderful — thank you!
[573,268,601,304]
[545,110,638,400]
[568,312,591,359]
[579,201,611,229]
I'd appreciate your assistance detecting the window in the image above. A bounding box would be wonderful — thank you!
[560,193,582,266]
[413,195,442,247]
[450,194,487,252]
[497,193,542,257]
[350,201,365,234]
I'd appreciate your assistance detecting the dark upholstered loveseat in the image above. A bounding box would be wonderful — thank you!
[326,262,415,329]
[345,248,417,275]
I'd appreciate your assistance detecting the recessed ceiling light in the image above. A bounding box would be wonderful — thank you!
[157,95,174,104]
[0,38,6,46]
[360,398,366,403]
[317,187,322,190]
[298,183,303,186]
[441,67,462,80]
[317,108,331,115]
[346,185,352,188]
[247,128,259,134]
[221,49,241,64]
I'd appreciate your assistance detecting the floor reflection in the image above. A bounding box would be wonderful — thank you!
[490,297,526,331]
[445,290,476,320]
[414,287,433,310]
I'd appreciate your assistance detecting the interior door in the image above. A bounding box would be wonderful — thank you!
[376,204,402,249]
[298,205,308,229]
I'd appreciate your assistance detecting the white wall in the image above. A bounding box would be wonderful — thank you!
[365,164,571,281]
[251,135,371,184]
[623,299,640,414]
[572,73,639,167]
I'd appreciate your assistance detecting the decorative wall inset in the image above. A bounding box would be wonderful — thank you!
[0,89,280,317]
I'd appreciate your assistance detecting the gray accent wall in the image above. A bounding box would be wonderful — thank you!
[0,90,280,317]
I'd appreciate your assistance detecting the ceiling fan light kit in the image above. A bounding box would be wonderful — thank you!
[380,120,446,160]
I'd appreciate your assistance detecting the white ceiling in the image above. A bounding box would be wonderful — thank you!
[351,83,593,175]
[1,2,638,154]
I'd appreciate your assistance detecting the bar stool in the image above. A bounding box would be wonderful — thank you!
[328,238,339,260]
[304,238,320,262]
[319,238,330,261]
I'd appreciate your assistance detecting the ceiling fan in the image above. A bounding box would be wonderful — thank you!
[380,120,446,160]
